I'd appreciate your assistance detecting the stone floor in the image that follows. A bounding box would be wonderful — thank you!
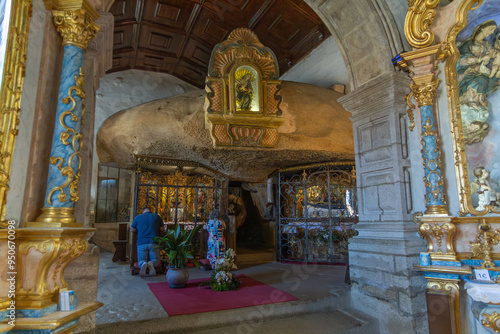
[94,251,374,333]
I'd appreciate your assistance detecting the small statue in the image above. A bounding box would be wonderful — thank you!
[204,208,226,269]
[472,167,500,211]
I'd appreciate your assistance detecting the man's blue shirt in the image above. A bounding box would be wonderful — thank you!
[131,212,163,245]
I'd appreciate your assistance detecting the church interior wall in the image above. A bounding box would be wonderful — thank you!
[279,36,350,88]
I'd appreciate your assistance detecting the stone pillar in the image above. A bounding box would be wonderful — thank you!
[398,45,467,334]
[35,8,99,227]
[339,72,428,334]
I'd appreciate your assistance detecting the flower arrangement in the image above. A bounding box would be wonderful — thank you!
[200,249,241,291]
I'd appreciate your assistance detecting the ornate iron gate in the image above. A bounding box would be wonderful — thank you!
[134,156,228,227]
[276,163,358,264]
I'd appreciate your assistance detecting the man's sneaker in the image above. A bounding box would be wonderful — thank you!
[139,262,148,277]
[147,261,156,276]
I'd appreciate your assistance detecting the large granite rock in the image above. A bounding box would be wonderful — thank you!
[96,81,354,182]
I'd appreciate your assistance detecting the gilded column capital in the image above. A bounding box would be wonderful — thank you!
[53,8,99,50]
[410,78,439,107]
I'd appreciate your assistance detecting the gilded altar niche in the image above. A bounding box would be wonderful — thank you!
[204,28,284,148]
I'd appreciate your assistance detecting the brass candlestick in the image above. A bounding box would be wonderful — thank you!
[470,219,500,269]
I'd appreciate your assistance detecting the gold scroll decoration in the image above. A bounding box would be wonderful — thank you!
[0,0,33,225]
[52,8,99,50]
[415,213,458,262]
[205,28,284,148]
[14,228,92,309]
[405,0,441,49]
[47,68,85,205]
[482,312,500,333]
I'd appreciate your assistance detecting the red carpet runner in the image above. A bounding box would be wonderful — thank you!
[148,274,299,316]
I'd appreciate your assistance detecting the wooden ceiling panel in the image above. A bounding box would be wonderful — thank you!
[138,25,186,55]
[252,1,320,51]
[142,0,198,31]
[191,8,230,46]
[113,24,136,51]
[202,0,265,26]
[111,0,139,25]
[135,51,176,73]
[109,0,331,87]
[109,51,135,73]
[174,63,206,87]
[182,39,212,68]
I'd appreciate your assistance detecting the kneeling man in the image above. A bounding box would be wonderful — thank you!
[131,207,163,277]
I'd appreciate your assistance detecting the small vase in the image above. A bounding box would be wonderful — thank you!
[166,267,189,288]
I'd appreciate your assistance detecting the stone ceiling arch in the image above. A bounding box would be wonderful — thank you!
[304,0,405,90]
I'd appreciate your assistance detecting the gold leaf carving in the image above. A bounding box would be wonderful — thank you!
[405,0,441,49]
[53,9,99,50]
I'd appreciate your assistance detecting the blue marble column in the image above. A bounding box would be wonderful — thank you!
[34,9,99,226]
[44,45,85,208]
[420,104,446,208]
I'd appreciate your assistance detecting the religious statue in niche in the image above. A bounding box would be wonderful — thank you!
[204,28,283,148]
[457,20,500,144]
[471,167,500,211]
[235,67,258,112]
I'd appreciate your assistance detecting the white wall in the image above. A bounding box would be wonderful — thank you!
[279,36,349,88]
[91,70,198,211]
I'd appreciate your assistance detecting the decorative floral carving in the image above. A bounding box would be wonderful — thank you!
[410,79,439,107]
[47,68,85,205]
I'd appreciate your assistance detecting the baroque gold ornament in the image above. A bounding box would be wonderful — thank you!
[46,68,85,205]
[482,312,500,333]
[52,8,99,50]
[405,0,441,49]
[205,28,284,148]
[410,79,439,107]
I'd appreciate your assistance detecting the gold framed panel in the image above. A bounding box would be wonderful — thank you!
[0,0,32,225]
[445,0,500,216]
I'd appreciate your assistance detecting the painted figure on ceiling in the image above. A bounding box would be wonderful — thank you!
[236,71,254,111]
[457,20,500,144]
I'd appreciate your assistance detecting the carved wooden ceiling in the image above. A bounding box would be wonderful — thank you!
[109,0,331,87]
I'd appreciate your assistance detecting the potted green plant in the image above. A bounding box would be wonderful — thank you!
[153,224,202,288]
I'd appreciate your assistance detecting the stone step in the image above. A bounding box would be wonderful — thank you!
[236,251,276,263]
[192,308,379,334]
[95,286,360,334]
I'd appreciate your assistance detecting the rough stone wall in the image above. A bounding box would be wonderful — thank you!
[65,245,100,333]
[95,82,355,182]
[339,72,428,334]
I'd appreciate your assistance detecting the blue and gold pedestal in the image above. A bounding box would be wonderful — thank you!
[0,228,102,333]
